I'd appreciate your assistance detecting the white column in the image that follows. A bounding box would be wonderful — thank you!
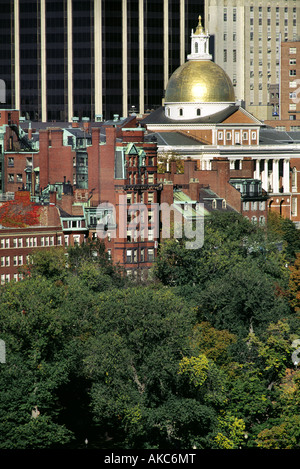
[94,0,102,117]
[180,0,185,64]
[139,0,144,115]
[262,159,268,191]
[122,0,128,117]
[163,0,169,92]
[40,0,47,122]
[283,159,290,193]
[254,159,260,179]
[67,0,73,121]
[272,159,279,194]
[14,0,20,111]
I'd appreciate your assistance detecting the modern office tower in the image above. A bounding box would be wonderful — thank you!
[280,40,300,126]
[205,0,300,121]
[0,0,204,122]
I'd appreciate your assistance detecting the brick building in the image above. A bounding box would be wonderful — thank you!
[0,191,64,284]
[141,17,300,227]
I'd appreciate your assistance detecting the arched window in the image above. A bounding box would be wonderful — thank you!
[212,199,217,209]
[195,42,198,53]
[197,108,201,116]
[179,108,183,116]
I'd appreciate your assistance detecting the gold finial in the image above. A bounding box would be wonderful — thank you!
[195,15,204,34]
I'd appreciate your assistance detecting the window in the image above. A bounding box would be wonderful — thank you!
[233,50,237,62]
[126,249,132,263]
[8,174,14,182]
[259,201,266,210]
[148,173,154,184]
[289,103,297,111]
[148,248,154,262]
[290,47,297,54]
[148,192,154,203]
[290,70,296,76]
[197,108,201,116]
[290,81,297,88]
[292,197,297,216]
[179,108,183,116]
[8,157,14,167]
[290,59,297,65]
[259,216,265,225]
[224,49,227,62]
[16,174,22,183]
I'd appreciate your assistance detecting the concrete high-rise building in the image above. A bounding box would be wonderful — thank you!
[205,0,300,121]
[0,0,204,122]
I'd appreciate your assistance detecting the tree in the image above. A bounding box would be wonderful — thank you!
[289,253,300,313]
[82,285,223,448]
[0,277,77,448]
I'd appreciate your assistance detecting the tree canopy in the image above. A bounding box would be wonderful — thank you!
[0,212,299,449]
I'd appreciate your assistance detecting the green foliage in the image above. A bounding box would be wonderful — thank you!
[0,212,299,449]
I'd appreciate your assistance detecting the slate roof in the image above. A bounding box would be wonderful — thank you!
[145,131,202,146]
[259,126,300,145]
[141,105,241,125]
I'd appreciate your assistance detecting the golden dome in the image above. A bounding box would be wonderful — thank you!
[165,60,235,103]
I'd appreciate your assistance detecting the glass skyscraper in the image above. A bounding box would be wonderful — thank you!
[0,0,204,121]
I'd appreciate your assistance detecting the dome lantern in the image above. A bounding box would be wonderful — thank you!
[164,16,236,120]
[187,16,212,62]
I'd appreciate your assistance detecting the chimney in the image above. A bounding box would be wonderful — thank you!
[82,117,90,131]
[72,117,79,128]
[28,122,32,139]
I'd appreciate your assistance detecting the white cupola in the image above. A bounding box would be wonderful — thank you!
[187,16,212,61]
